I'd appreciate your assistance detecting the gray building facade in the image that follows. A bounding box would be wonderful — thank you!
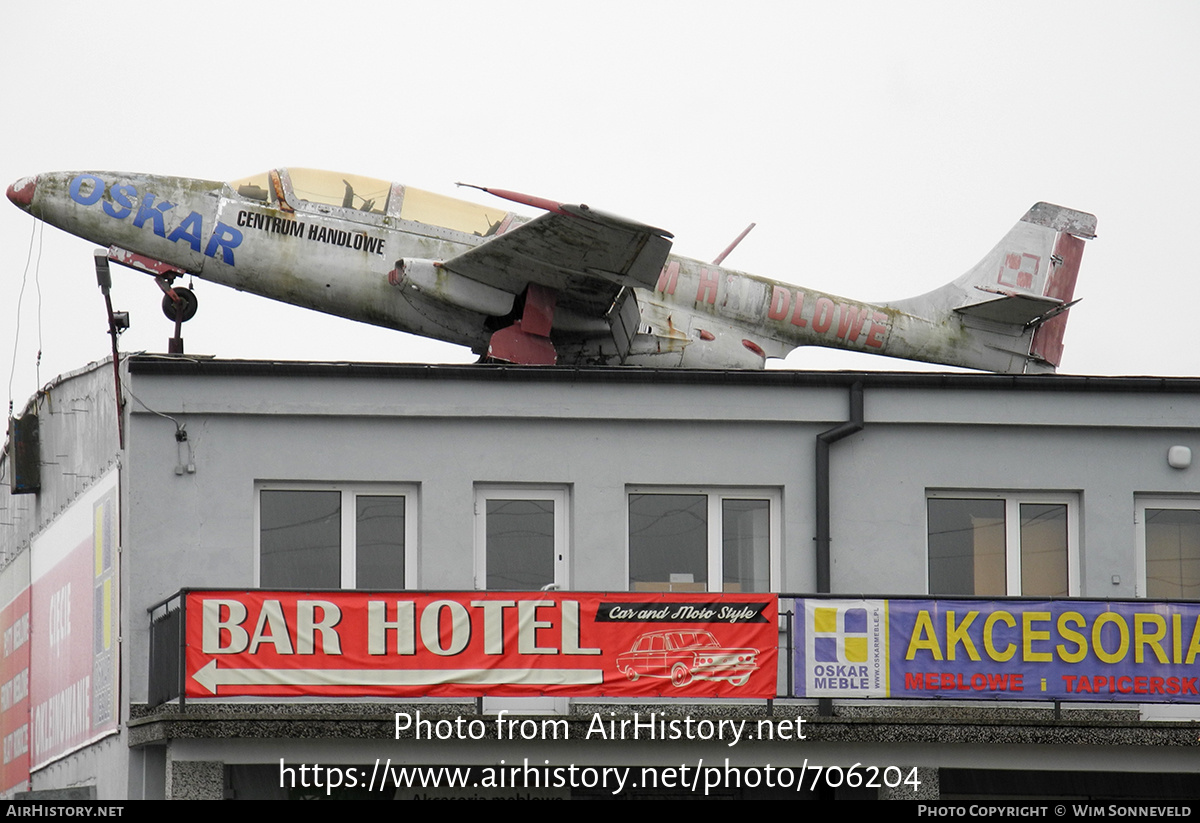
[3,357,1200,799]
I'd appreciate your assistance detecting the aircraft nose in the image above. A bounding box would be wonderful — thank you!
[7,176,37,209]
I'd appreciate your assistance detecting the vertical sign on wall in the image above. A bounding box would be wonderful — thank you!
[0,577,30,797]
[29,470,119,770]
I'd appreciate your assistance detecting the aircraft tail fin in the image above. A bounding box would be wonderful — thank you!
[889,202,1096,373]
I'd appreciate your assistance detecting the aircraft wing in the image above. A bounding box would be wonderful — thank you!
[440,206,674,317]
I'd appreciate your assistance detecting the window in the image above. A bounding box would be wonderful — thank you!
[927,492,1078,596]
[398,186,509,237]
[1136,497,1200,599]
[256,483,416,589]
[474,487,569,590]
[286,168,391,215]
[627,488,780,592]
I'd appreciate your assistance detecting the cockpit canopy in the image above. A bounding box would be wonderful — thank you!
[227,168,508,237]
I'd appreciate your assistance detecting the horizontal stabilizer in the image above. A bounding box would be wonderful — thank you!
[954,291,1070,327]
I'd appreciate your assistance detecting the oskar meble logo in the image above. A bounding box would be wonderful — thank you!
[802,600,887,698]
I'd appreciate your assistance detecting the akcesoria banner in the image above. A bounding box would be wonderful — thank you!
[795,597,1200,702]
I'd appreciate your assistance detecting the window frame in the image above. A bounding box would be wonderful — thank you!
[254,481,418,589]
[473,485,570,591]
[625,486,782,593]
[926,490,1079,596]
[1135,496,1200,599]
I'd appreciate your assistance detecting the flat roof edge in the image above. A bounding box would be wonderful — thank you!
[123,356,1200,393]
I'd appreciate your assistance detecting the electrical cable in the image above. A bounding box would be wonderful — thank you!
[6,221,41,417]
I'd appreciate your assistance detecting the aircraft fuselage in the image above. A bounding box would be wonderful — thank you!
[7,169,1094,373]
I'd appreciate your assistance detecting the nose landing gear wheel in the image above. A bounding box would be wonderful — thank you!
[161,287,198,322]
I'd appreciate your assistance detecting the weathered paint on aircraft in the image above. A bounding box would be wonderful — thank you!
[6,168,1095,372]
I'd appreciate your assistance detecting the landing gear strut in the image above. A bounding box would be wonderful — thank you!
[486,282,558,365]
[101,248,197,355]
[155,276,198,354]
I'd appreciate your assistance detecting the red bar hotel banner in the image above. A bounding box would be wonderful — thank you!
[186,591,777,699]
[795,597,1200,703]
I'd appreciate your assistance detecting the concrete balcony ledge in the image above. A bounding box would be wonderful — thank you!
[127,700,1195,750]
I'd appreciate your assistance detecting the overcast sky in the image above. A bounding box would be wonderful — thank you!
[3,2,1198,413]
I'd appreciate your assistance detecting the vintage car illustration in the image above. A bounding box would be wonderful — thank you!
[616,630,759,687]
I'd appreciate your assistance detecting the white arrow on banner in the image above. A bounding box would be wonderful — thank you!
[191,660,605,694]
